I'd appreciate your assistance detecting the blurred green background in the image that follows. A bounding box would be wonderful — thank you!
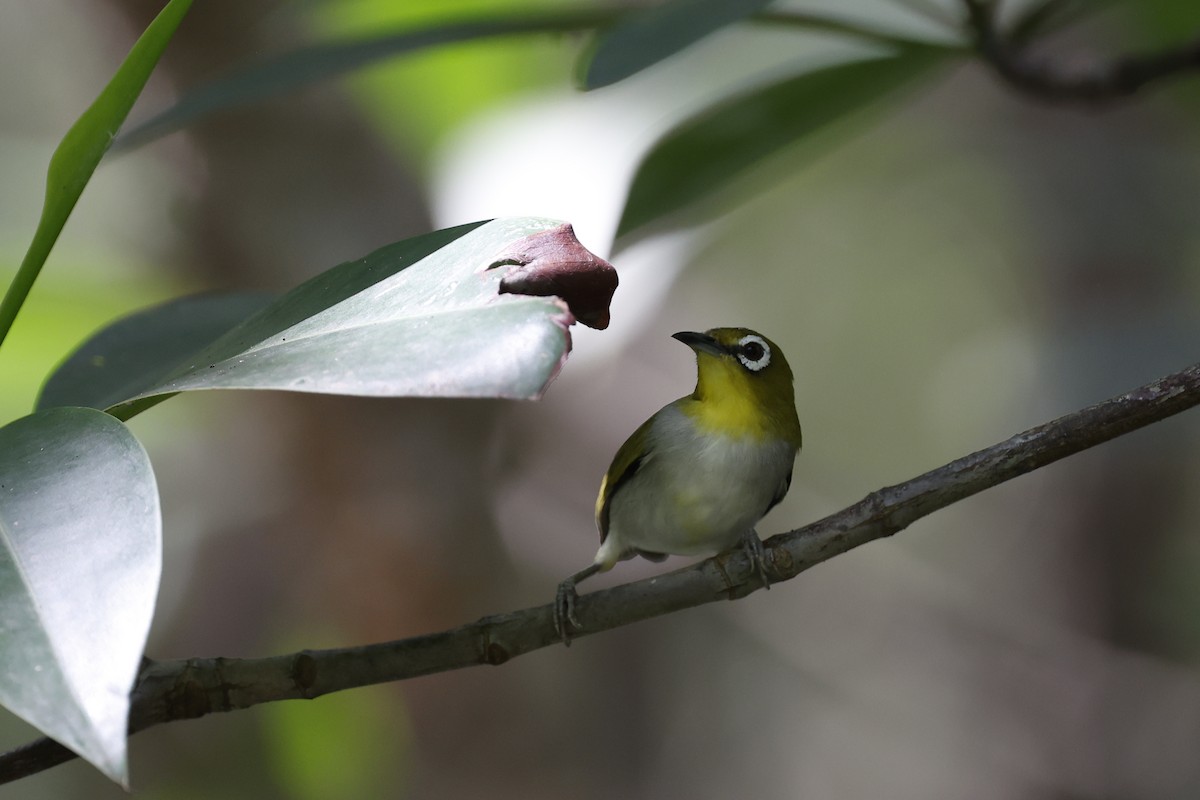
[4,0,1200,797]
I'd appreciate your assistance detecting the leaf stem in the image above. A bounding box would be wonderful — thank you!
[0,0,194,354]
[0,234,55,351]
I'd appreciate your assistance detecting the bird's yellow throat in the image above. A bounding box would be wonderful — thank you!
[683,352,800,445]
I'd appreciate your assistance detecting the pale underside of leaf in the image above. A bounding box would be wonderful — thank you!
[122,218,575,408]
[0,408,161,786]
[39,219,586,420]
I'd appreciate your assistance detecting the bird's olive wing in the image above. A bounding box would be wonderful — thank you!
[764,466,793,516]
[595,415,655,543]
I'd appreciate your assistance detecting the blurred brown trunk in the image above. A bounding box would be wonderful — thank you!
[106,2,518,794]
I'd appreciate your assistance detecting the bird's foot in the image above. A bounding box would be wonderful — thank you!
[742,531,772,590]
[554,579,581,646]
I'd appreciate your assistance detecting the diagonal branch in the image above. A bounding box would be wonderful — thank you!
[962,0,1200,101]
[3,362,1200,784]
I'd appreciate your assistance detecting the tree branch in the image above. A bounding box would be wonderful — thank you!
[4,362,1200,784]
[962,0,1200,102]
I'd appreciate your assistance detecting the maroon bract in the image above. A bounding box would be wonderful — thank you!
[492,223,618,330]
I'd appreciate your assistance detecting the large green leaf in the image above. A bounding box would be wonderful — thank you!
[616,47,946,240]
[0,0,192,350]
[580,0,775,90]
[40,219,611,420]
[0,408,160,786]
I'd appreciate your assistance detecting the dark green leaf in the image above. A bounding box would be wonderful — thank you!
[38,293,275,413]
[115,8,619,151]
[0,408,160,786]
[580,0,775,90]
[616,48,947,240]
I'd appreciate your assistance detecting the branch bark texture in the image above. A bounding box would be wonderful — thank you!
[4,362,1200,784]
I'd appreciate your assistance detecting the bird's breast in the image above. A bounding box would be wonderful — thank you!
[606,403,797,556]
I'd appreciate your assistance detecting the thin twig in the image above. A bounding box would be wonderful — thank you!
[3,362,1200,784]
[1009,0,1079,44]
[962,0,1200,101]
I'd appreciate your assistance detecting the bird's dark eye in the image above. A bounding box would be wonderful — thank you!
[734,334,771,372]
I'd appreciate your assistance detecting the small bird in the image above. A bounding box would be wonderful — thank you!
[554,327,802,643]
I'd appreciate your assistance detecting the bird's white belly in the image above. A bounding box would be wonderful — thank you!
[604,411,794,559]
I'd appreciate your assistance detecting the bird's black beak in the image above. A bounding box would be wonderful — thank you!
[672,331,725,357]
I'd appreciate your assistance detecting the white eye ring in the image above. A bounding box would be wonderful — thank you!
[735,334,771,372]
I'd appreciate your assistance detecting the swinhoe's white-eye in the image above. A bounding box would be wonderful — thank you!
[554,327,802,643]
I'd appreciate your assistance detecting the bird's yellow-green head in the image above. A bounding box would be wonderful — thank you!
[673,327,802,447]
